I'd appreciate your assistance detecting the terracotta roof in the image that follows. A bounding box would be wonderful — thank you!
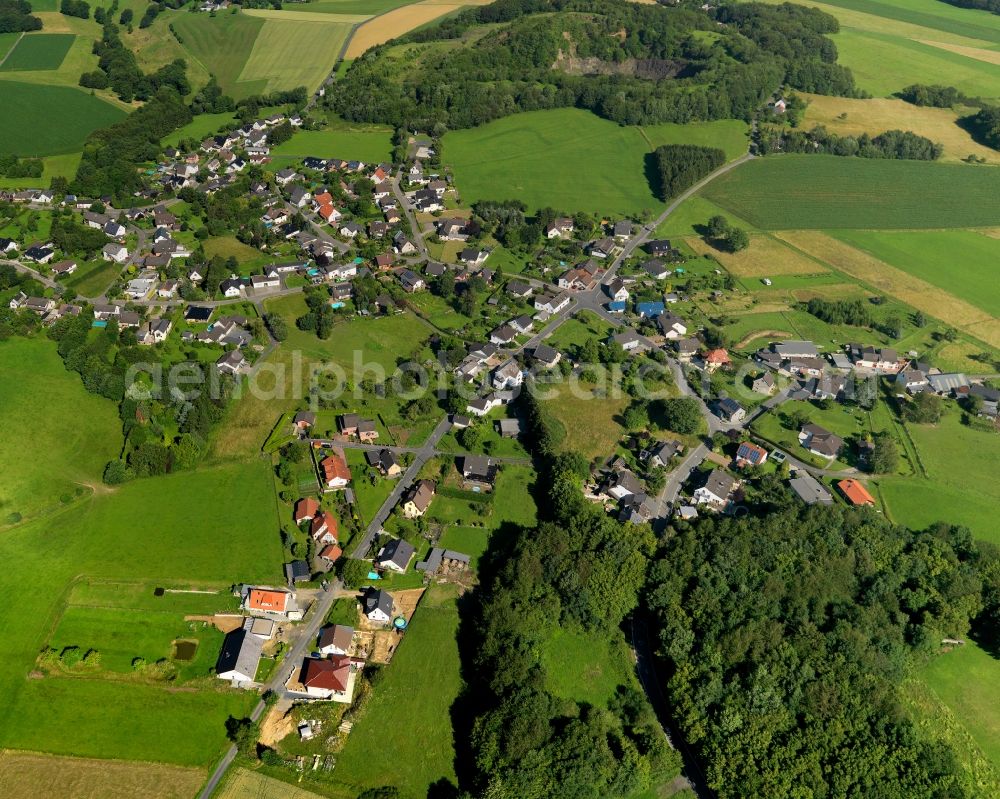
[294,497,319,522]
[320,453,350,484]
[247,588,289,612]
[319,544,342,562]
[301,656,350,692]
[837,479,875,506]
[705,348,731,364]
[311,510,338,540]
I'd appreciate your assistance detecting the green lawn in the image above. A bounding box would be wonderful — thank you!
[327,584,462,799]
[541,626,639,708]
[346,448,396,526]
[269,115,393,164]
[703,156,1000,230]
[0,453,283,766]
[0,81,126,156]
[0,337,121,525]
[63,259,120,298]
[831,229,1000,319]
[544,309,616,352]
[0,33,74,71]
[163,111,238,148]
[444,109,748,216]
[655,194,757,239]
[879,407,1000,546]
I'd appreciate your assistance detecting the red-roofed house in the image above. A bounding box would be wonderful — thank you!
[310,510,338,544]
[319,543,342,563]
[734,441,768,468]
[319,452,350,488]
[703,348,731,372]
[300,656,353,701]
[837,479,875,507]
[294,497,319,524]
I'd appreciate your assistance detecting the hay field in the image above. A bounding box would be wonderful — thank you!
[0,751,205,799]
[776,230,1000,348]
[345,0,493,58]
[684,234,828,277]
[217,768,328,799]
[800,94,996,164]
[239,15,355,94]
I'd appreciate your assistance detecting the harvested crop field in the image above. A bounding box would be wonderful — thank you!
[217,768,327,799]
[240,15,354,94]
[799,93,996,164]
[345,0,493,57]
[684,234,828,276]
[0,750,204,799]
[775,230,1000,348]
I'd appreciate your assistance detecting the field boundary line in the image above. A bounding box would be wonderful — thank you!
[0,32,24,69]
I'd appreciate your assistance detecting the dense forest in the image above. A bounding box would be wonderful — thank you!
[938,0,1000,14]
[652,144,725,201]
[647,507,1000,798]
[333,0,858,131]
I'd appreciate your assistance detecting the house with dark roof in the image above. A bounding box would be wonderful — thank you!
[285,560,311,584]
[693,469,738,508]
[362,587,394,623]
[715,397,746,423]
[789,474,833,505]
[376,538,415,573]
[215,627,263,686]
[461,455,497,492]
[798,424,843,459]
[365,448,402,477]
[318,624,354,657]
[401,479,435,518]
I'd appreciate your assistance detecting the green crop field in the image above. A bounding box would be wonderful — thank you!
[879,407,1000,546]
[814,0,1000,44]
[445,109,748,216]
[327,584,462,799]
[831,229,1000,318]
[270,115,393,164]
[0,33,74,71]
[703,156,1000,230]
[171,12,267,98]
[0,338,121,526]
[239,12,355,95]
[0,81,125,156]
[0,31,22,61]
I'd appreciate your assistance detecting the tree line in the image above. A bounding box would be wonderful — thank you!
[80,21,189,102]
[652,144,725,201]
[758,125,943,160]
[0,0,40,31]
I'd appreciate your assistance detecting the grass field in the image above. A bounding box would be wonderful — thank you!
[703,156,1000,230]
[538,381,631,460]
[0,338,121,525]
[218,768,328,799]
[0,81,125,156]
[798,94,996,164]
[345,0,494,58]
[445,109,748,216]
[654,194,756,238]
[0,445,282,765]
[541,626,639,708]
[776,230,1000,349]
[0,750,205,799]
[830,229,1000,318]
[163,111,238,148]
[879,408,1000,546]
[328,584,462,799]
[63,259,120,297]
[269,114,393,164]
[0,33,74,71]
[238,11,355,95]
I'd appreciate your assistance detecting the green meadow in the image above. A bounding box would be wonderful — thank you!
[445,108,748,216]
[831,229,1000,318]
[270,115,394,165]
[0,337,121,525]
[0,81,125,156]
[703,156,1000,229]
[541,626,639,708]
[171,11,268,98]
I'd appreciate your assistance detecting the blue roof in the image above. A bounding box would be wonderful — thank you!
[607,301,627,311]
[636,301,665,315]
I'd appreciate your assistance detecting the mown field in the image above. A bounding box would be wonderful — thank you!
[0,81,125,156]
[171,11,267,98]
[218,768,328,799]
[541,626,639,708]
[0,33,74,71]
[445,108,748,216]
[0,337,121,525]
[0,750,206,799]
[831,228,1000,318]
[703,156,1000,230]
[345,0,495,58]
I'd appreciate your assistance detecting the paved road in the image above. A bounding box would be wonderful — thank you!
[2,258,59,290]
[348,415,452,559]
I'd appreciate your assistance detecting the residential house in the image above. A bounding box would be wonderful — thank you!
[365,448,402,477]
[507,280,534,299]
[285,560,310,584]
[643,259,669,280]
[492,358,523,390]
[612,220,633,240]
[467,395,502,417]
[674,337,699,362]
[376,538,415,573]
[125,273,157,300]
[798,424,843,458]
[531,344,561,369]
[605,468,644,501]
[24,243,54,263]
[496,418,522,438]
[702,348,731,372]
[645,239,677,258]
[789,474,833,505]
[398,269,424,292]
[510,315,533,335]
[715,397,746,424]
[849,344,902,373]
[401,479,435,518]
[244,587,299,619]
[774,340,819,360]
[251,274,281,291]
[612,329,650,354]
[618,492,656,525]
[157,279,179,298]
[657,313,687,339]
[693,469,738,508]
[310,511,338,545]
[215,627,263,686]
[489,324,517,346]
[294,411,316,431]
[461,454,497,492]
[837,478,875,506]
[294,497,319,523]
[752,372,776,395]
[534,291,571,315]
[300,656,354,702]
[637,301,665,318]
[50,260,77,277]
[220,277,244,298]
[545,217,575,238]
[459,248,489,267]
[734,441,768,468]
[139,318,172,345]
[588,237,616,259]
[319,451,351,488]
[894,368,930,393]
[102,243,129,263]
[607,278,629,302]
[362,587,394,623]
[216,350,247,375]
[648,439,682,468]
[318,624,354,657]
